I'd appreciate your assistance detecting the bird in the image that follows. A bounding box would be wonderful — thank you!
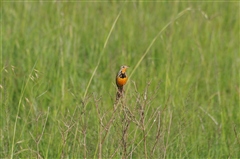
[116,65,129,100]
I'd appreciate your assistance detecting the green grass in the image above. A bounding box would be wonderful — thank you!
[1,1,239,158]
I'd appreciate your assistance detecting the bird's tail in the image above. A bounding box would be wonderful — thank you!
[116,86,123,101]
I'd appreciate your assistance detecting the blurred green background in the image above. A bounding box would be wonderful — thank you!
[2,1,239,158]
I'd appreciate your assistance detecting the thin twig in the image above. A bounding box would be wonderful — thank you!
[83,11,122,100]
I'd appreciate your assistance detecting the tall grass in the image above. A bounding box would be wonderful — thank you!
[1,1,239,158]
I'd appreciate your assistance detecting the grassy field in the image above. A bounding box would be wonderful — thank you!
[1,1,239,158]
